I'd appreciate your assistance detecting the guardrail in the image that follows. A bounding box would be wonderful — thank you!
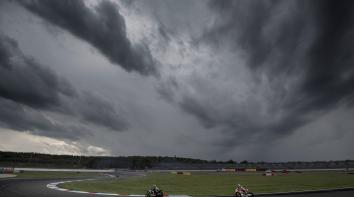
[12,167,115,173]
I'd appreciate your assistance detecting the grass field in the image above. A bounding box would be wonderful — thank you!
[14,171,102,179]
[60,171,354,195]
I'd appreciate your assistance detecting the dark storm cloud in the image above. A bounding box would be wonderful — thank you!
[75,92,128,131]
[0,97,84,140]
[0,34,76,109]
[206,0,354,109]
[20,0,157,76]
[301,0,354,111]
[0,34,128,137]
[160,0,354,146]
[205,0,310,72]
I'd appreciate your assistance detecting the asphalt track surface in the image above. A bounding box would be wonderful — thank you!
[1,178,354,197]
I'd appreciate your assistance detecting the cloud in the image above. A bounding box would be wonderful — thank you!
[205,0,354,110]
[2,0,354,160]
[301,0,354,111]
[0,34,76,109]
[86,145,111,156]
[157,0,354,147]
[0,97,81,140]
[0,34,128,138]
[72,92,129,131]
[20,0,157,76]
[0,129,110,156]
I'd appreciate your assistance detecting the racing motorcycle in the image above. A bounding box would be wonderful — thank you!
[145,185,164,197]
[234,184,254,197]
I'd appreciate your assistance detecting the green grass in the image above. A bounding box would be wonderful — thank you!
[14,171,101,179]
[60,171,354,195]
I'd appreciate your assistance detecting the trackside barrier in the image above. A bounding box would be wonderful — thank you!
[171,171,191,175]
[222,168,236,172]
[0,167,14,174]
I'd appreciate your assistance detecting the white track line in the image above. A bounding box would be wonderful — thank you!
[47,179,191,197]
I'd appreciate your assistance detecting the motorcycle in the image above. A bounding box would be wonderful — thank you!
[234,184,254,197]
[145,185,164,197]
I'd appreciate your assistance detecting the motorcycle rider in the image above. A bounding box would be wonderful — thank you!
[235,184,247,194]
[235,184,254,197]
[146,184,163,197]
[151,185,160,195]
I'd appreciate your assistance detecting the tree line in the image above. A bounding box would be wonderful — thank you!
[0,151,353,170]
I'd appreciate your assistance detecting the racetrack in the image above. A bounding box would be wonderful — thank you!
[1,178,354,197]
[0,178,88,197]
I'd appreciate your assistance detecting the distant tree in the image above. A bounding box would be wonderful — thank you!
[227,159,235,164]
[241,160,248,164]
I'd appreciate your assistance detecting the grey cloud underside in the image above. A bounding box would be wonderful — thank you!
[160,0,354,146]
[0,34,128,138]
[72,93,128,132]
[0,97,84,140]
[0,35,75,109]
[1,0,353,160]
[206,0,354,110]
[303,0,354,111]
[21,0,157,76]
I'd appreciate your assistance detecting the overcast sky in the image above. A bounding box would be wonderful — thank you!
[0,0,354,162]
